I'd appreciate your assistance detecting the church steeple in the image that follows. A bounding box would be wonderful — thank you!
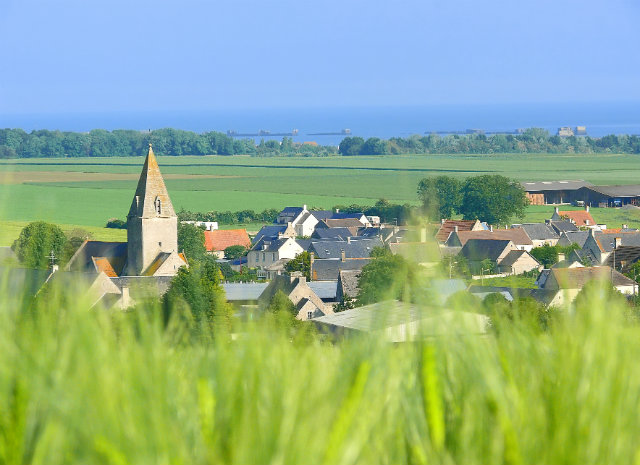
[128,144,176,219]
[125,144,179,276]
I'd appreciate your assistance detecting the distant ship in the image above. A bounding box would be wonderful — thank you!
[227,129,299,137]
[307,129,352,136]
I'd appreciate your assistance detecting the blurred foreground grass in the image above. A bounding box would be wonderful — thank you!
[1,276,639,464]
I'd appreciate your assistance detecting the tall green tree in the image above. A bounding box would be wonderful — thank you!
[459,175,528,225]
[285,251,312,280]
[417,176,463,220]
[356,247,427,305]
[12,222,67,269]
[177,223,206,261]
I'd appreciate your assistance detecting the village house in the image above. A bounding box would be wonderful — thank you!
[435,219,486,243]
[512,223,559,247]
[204,229,251,259]
[579,230,640,269]
[247,236,304,277]
[551,206,597,228]
[445,228,534,252]
[258,272,333,320]
[309,237,383,260]
[253,223,296,244]
[459,239,540,275]
[537,266,638,304]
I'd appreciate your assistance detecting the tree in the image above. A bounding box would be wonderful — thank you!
[12,222,67,269]
[162,258,232,335]
[417,176,463,220]
[459,175,528,225]
[285,251,312,280]
[177,223,206,261]
[356,250,427,305]
[224,245,247,260]
[338,137,365,156]
[530,244,559,268]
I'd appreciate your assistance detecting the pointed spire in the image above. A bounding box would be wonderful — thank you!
[128,143,176,219]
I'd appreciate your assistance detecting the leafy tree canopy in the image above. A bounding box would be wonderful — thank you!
[459,175,528,225]
[12,221,67,269]
[417,176,463,220]
[178,223,206,261]
[285,251,312,280]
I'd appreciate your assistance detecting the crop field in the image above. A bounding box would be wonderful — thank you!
[2,153,640,244]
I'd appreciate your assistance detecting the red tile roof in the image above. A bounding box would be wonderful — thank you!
[204,229,251,252]
[92,257,118,277]
[435,220,478,242]
[558,210,596,227]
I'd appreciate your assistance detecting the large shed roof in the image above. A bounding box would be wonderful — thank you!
[522,180,592,192]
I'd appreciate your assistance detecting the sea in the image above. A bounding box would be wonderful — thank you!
[2,102,639,146]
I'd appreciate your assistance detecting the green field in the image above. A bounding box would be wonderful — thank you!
[2,153,640,244]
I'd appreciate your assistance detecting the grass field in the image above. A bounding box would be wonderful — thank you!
[2,153,640,244]
[2,274,640,463]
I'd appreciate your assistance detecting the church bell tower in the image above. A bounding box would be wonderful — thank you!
[125,144,178,276]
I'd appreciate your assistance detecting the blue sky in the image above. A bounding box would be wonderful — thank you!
[1,0,638,113]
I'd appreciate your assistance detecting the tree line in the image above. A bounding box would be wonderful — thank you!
[4,126,640,159]
[339,129,640,155]
[0,128,336,158]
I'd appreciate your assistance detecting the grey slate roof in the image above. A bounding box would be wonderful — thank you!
[569,249,596,266]
[310,210,334,221]
[516,223,559,241]
[549,220,579,234]
[222,282,269,301]
[310,237,383,259]
[595,231,640,252]
[295,238,313,250]
[358,227,382,238]
[585,185,640,197]
[311,258,371,281]
[521,180,592,192]
[253,225,289,243]
[338,270,361,299]
[308,281,338,300]
[313,300,489,340]
[460,239,512,262]
[252,237,291,253]
[557,231,590,247]
[499,250,531,267]
[312,228,354,240]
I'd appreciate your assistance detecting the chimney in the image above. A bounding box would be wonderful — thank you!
[341,249,346,262]
[420,227,427,243]
[287,221,292,228]
[557,252,565,263]
[347,236,351,244]
[585,205,590,212]
[554,207,559,214]
[121,286,131,308]
[454,225,459,233]
[441,219,446,225]
[623,224,628,229]
[489,225,493,232]
[585,219,590,226]
[335,208,340,213]
[309,254,314,281]
[614,237,622,249]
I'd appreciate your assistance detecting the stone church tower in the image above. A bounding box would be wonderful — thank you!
[125,144,179,276]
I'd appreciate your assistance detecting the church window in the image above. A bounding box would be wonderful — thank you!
[155,197,162,214]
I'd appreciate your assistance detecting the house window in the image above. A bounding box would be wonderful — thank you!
[158,242,162,246]
[307,311,313,320]
[155,197,162,215]
[273,253,276,260]
[262,253,266,262]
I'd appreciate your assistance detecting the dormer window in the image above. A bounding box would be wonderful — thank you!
[155,197,161,215]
